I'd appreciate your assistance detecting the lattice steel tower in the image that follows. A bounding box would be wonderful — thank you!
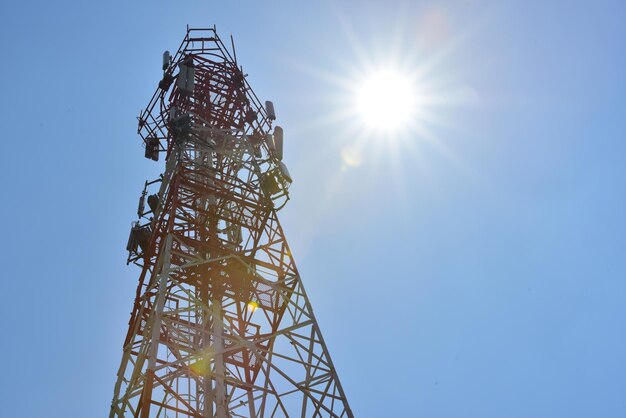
[110,27,352,418]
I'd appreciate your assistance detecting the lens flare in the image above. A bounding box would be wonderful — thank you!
[247,300,259,313]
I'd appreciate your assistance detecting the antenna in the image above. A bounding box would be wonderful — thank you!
[230,33,238,66]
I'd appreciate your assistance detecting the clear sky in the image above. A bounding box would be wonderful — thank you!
[1,1,625,417]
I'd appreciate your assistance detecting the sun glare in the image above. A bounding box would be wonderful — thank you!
[355,70,418,132]
[297,11,465,171]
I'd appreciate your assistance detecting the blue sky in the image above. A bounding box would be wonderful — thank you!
[1,1,625,417]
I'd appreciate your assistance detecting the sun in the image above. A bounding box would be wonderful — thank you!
[293,12,467,170]
[354,70,418,133]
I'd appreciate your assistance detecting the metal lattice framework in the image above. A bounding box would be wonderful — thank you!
[110,27,353,418]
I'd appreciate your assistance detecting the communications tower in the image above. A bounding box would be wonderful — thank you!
[110,27,352,417]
